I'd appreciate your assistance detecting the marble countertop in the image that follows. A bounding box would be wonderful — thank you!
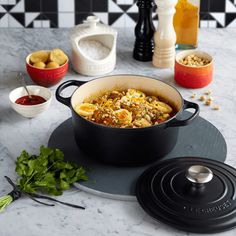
[0,28,236,236]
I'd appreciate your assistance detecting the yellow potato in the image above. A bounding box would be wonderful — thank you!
[30,51,49,64]
[154,101,173,114]
[75,103,97,117]
[49,48,68,66]
[33,61,46,68]
[46,61,60,69]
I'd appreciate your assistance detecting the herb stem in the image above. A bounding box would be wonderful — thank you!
[22,171,36,191]
[0,195,13,212]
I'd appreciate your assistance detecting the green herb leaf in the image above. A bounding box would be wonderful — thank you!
[40,145,53,158]
[15,163,28,176]
[60,180,70,190]
[15,146,88,196]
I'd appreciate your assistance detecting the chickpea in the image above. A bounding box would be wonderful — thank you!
[199,95,206,101]
[180,54,211,67]
[204,90,212,95]
[205,99,212,106]
[212,105,220,110]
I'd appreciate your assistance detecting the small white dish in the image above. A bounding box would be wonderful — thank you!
[9,85,52,118]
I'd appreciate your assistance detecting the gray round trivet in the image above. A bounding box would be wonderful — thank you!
[48,111,227,201]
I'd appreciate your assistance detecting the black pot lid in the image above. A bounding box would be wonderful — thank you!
[136,157,236,234]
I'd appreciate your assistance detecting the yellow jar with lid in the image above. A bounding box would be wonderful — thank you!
[173,0,200,49]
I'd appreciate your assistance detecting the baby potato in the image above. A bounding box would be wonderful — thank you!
[33,61,46,68]
[49,48,68,66]
[46,61,60,69]
[30,51,49,64]
[154,101,173,114]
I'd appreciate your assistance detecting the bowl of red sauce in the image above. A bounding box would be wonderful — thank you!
[9,85,52,118]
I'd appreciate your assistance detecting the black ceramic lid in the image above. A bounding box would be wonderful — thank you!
[136,157,236,233]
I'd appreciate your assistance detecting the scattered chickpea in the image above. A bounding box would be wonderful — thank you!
[199,95,206,101]
[204,90,212,95]
[189,89,220,111]
[205,99,212,106]
[212,105,220,110]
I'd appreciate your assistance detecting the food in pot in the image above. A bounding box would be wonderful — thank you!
[74,89,176,128]
[29,49,68,68]
[179,54,211,67]
[15,95,46,105]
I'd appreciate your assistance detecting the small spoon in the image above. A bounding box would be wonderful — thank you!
[17,72,32,99]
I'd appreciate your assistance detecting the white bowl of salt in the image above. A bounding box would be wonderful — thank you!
[70,16,117,76]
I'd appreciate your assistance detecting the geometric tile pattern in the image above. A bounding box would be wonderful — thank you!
[0,0,235,28]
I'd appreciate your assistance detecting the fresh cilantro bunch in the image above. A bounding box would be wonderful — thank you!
[15,146,88,196]
[0,146,88,212]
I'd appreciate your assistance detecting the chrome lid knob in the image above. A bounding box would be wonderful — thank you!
[186,165,213,184]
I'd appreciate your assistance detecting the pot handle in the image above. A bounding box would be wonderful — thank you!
[166,100,199,127]
[56,80,85,107]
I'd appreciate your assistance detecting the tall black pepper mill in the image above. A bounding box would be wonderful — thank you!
[133,0,155,62]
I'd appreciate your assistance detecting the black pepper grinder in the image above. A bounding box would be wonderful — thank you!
[133,0,155,62]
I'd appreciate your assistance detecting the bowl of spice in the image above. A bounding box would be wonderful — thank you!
[174,50,213,88]
[9,85,52,118]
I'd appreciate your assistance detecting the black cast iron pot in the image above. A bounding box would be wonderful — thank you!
[56,75,199,166]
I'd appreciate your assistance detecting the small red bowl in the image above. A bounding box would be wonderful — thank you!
[26,51,69,87]
[174,50,213,89]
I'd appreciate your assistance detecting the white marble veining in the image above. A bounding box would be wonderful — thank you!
[0,28,236,236]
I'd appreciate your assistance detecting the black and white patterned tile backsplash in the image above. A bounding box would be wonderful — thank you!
[0,0,235,28]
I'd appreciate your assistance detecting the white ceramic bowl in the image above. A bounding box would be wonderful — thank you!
[9,85,52,118]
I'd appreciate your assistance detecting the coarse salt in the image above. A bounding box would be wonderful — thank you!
[78,39,110,60]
